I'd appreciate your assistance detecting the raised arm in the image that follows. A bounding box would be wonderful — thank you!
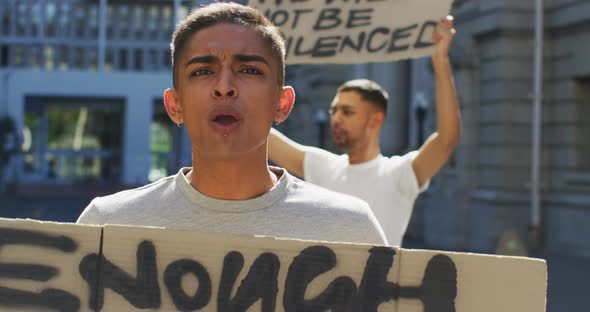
[412,16,462,187]
[268,128,307,177]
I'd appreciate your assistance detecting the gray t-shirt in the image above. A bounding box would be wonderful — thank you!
[77,167,387,245]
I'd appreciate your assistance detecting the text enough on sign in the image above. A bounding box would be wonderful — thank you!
[248,0,455,64]
[0,218,546,311]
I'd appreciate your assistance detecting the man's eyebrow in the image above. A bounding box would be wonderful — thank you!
[331,104,354,109]
[185,55,216,68]
[234,54,269,65]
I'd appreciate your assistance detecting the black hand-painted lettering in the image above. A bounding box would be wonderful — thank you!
[0,228,77,252]
[314,8,342,31]
[312,36,341,57]
[256,0,309,5]
[218,251,280,312]
[293,37,313,56]
[283,246,357,312]
[164,259,211,311]
[0,228,79,311]
[356,249,457,312]
[346,9,373,28]
[356,247,396,311]
[270,10,289,27]
[419,255,457,312]
[79,240,161,311]
[388,24,418,52]
[340,32,366,53]
[291,9,314,29]
[367,27,390,52]
[0,287,80,312]
[414,21,437,49]
[325,0,385,5]
[0,263,58,281]
[394,254,457,312]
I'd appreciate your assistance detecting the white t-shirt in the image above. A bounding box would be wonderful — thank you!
[77,167,387,245]
[304,148,429,246]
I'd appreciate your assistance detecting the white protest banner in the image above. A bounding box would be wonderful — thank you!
[0,218,547,311]
[248,0,454,64]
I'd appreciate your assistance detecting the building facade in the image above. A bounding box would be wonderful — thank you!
[412,0,590,258]
[0,0,199,188]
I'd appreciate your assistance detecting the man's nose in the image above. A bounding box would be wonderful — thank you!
[331,111,342,125]
[212,69,237,98]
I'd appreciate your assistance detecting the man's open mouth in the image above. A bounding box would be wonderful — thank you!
[213,114,239,125]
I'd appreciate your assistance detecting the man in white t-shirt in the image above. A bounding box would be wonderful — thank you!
[268,16,461,247]
[77,3,387,246]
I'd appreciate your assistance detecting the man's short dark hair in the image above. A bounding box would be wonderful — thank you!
[170,2,286,88]
[337,79,389,113]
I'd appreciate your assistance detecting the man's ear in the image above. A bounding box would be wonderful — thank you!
[368,111,385,130]
[164,88,183,125]
[275,86,295,123]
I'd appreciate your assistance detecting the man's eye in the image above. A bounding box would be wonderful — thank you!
[343,111,354,116]
[240,67,261,75]
[191,68,212,76]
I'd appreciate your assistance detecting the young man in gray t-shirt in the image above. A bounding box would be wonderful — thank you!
[77,3,387,246]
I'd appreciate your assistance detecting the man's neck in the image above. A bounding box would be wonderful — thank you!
[346,139,381,164]
[190,151,278,200]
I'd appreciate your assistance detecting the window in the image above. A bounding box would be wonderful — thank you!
[132,5,143,39]
[16,2,27,36]
[45,2,57,37]
[88,5,98,38]
[1,45,8,67]
[58,45,69,70]
[134,48,143,71]
[58,2,70,36]
[88,49,97,70]
[162,6,172,39]
[106,6,114,38]
[119,49,128,70]
[118,5,130,38]
[44,46,55,70]
[163,49,171,68]
[13,45,25,66]
[31,2,41,37]
[74,4,86,38]
[150,100,180,182]
[149,49,158,70]
[73,47,84,69]
[105,48,113,71]
[30,45,41,69]
[24,97,125,184]
[147,5,158,40]
[1,4,10,35]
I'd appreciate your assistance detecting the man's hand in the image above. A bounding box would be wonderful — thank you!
[432,16,456,60]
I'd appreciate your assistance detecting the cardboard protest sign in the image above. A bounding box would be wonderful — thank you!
[248,0,454,64]
[0,218,101,312]
[0,218,547,311]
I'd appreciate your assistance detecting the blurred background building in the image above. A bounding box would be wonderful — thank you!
[0,0,589,266]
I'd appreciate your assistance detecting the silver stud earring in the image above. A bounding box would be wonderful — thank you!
[176,122,182,128]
